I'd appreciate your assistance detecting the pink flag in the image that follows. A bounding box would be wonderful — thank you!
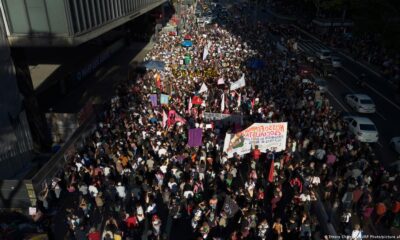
[168,110,177,127]
[175,113,187,125]
[162,110,168,128]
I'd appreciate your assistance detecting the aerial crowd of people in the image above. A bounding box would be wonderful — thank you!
[30,1,400,240]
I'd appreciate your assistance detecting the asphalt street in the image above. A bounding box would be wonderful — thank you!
[286,26,400,168]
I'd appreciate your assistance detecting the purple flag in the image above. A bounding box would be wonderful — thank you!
[150,94,157,107]
[188,128,202,147]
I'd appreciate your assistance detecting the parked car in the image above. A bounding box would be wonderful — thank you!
[345,94,376,113]
[390,137,400,154]
[343,116,379,143]
[317,49,331,60]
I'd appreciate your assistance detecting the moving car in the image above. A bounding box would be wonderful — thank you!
[331,56,342,68]
[345,94,376,113]
[390,137,400,154]
[343,116,379,143]
[317,49,331,60]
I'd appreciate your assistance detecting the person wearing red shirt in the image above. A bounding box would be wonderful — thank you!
[87,227,101,240]
[253,145,261,160]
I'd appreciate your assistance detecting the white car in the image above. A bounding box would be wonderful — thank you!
[390,137,400,154]
[345,94,376,113]
[331,56,341,68]
[317,49,331,60]
[343,116,379,143]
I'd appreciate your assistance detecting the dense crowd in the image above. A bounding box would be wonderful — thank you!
[30,1,400,240]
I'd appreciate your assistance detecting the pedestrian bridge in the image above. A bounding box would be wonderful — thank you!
[0,0,167,46]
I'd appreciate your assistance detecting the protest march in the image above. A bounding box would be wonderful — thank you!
[31,1,400,240]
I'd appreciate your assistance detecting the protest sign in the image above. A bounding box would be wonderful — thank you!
[223,133,252,158]
[160,94,169,105]
[223,123,287,157]
[230,74,246,91]
[149,94,158,107]
[188,128,202,147]
[238,122,288,152]
[218,78,225,85]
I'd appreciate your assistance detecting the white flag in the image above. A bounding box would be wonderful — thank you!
[203,46,209,61]
[162,110,168,128]
[221,93,225,112]
[198,83,208,93]
[188,96,192,113]
[230,74,246,91]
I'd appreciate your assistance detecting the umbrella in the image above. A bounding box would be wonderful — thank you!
[181,40,193,47]
[184,34,192,40]
[247,59,265,69]
[143,60,165,71]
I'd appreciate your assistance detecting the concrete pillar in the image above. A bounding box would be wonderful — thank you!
[10,48,51,152]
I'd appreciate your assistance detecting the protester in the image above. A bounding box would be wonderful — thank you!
[33,1,400,240]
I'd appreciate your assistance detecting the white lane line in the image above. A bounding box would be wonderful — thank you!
[341,66,400,111]
[327,90,350,112]
[333,75,389,120]
[336,51,383,78]
[332,75,354,93]
[341,66,359,79]
[365,82,400,111]
[376,111,387,121]
[290,24,383,78]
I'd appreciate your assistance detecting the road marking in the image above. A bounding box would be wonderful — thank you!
[336,51,383,78]
[341,66,359,79]
[332,75,354,93]
[365,82,400,111]
[327,90,350,112]
[341,66,400,111]
[376,111,387,121]
[290,24,383,78]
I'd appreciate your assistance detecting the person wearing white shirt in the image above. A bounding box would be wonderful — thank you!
[351,224,362,240]
[88,185,98,197]
[116,183,126,199]
[104,166,111,176]
[299,193,311,202]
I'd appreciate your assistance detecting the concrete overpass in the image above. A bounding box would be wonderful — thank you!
[0,0,168,46]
